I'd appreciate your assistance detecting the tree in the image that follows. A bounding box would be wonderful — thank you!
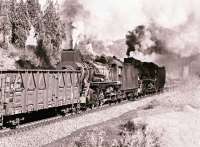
[9,0,31,48]
[0,15,11,48]
[27,0,41,21]
[40,0,65,67]
[0,0,11,49]
[26,0,42,33]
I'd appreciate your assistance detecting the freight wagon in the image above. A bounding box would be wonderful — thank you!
[0,70,81,128]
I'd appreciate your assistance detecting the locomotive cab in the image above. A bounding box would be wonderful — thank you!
[110,56,123,84]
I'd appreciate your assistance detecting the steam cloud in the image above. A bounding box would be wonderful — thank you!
[62,0,89,22]
[69,0,200,57]
[58,0,200,78]
[43,0,200,55]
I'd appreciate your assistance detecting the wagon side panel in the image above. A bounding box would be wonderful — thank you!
[1,72,26,116]
[57,72,65,107]
[71,72,80,104]
[36,72,47,110]
[47,73,57,108]
[64,72,73,105]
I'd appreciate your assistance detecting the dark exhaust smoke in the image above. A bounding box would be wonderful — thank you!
[61,0,89,49]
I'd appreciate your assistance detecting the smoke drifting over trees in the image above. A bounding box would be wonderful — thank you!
[62,0,89,22]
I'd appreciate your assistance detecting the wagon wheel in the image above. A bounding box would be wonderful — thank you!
[10,118,20,129]
[97,100,102,107]
[114,95,118,104]
[109,97,112,106]
[69,104,76,114]
[60,109,67,116]
[90,103,95,109]
[75,103,81,114]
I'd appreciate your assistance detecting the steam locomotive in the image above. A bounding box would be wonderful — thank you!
[0,49,166,128]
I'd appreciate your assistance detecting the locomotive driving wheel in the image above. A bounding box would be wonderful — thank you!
[96,100,102,107]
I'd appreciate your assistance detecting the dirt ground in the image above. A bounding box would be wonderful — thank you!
[45,101,173,147]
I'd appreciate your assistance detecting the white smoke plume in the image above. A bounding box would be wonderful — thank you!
[66,0,200,59]
[41,0,200,49]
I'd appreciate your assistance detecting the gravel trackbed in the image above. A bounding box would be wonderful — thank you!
[0,94,165,147]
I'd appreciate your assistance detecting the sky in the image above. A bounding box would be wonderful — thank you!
[82,0,200,41]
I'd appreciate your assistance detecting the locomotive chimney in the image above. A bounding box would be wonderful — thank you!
[181,54,199,79]
[183,65,190,79]
[68,21,74,49]
[62,21,76,50]
[181,57,192,79]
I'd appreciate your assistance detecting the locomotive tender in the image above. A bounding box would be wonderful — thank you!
[0,49,166,128]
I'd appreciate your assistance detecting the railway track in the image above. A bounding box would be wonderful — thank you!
[0,86,175,138]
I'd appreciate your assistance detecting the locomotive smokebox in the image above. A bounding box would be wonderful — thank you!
[59,21,81,70]
[58,49,82,70]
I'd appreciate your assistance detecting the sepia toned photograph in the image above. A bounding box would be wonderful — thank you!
[0,0,200,146]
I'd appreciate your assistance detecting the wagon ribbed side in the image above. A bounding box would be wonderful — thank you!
[0,70,81,127]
